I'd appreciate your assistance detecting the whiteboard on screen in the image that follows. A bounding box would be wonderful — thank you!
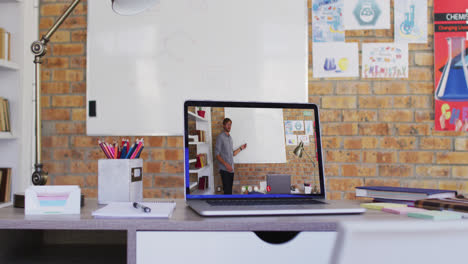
[225,108,286,164]
[86,0,307,136]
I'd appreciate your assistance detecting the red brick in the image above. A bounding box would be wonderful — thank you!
[421,138,452,150]
[154,175,185,188]
[72,109,86,121]
[436,152,468,164]
[308,82,333,95]
[358,123,391,136]
[325,150,360,163]
[379,165,413,177]
[322,123,358,136]
[322,96,356,109]
[364,179,400,187]
[42,82,70,94]
[408,68,433,81]
[44,57,69,68]
[455,138,468,151]
[54,175,85,187]
[55,122,86,134]
[167,136,183,147]
[53,149,83,160]
[72,136,100,147]
[41,3,86,16]
[42,109,70,120]
[399,151,433,163]
[409,83,434,94]
[43,162,67,174]
[380,137,416,150]
[379,110,413,122]
[336,82,371,95]
[359,96,392,108]
[373,82,408,94]
[145,161,164,173]
[52,70,84,82]
[395,124,430,136]
[42,136,69,148]
[342,164,376,177]
[328,178,364,192]
[52,95,85,107]
[404,180,439,189]
[52,44,84,56]
[71,82,86,93]
[416,166,450,177]
[363,151,397,163]
[322,137,341,149]
[320,110,342,122]
[414,52,433,66]
[70,161,97,174]
[343,110,377,122]
[343,137,378,149]
[146,137,166,147]
[71,30,87,42]
[452,167,468,178]
[86,175,98,187]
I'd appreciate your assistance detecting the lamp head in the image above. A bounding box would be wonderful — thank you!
[293,141,304,158]
[112,0,159,15]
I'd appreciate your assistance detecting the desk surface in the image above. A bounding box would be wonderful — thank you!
[0,199,424,232]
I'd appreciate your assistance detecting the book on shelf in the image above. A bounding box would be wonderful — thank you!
[0,27,11,61]
[195,153,208,168]
[0,97,11,132]
[189,130,205,142]
[414,197,468,213]
[355,186,457,201]
[0,168,11,203]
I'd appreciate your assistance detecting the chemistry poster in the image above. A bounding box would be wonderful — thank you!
[312,0,344,42]
[394,0,428,43]
[434,0,468,131]
[344,0,390,30]
[362,43,408,79]
[312,42,359,78]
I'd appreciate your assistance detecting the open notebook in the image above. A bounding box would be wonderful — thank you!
[92,202,176,218]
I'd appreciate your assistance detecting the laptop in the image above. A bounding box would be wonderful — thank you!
[184,100,365,216]
[266,174,291,194]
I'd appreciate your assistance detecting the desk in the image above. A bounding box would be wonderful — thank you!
[0,200,428,264]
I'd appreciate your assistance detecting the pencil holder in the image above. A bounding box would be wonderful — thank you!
[98,159,143,204]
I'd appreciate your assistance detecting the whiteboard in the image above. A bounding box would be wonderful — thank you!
[225,108,286,164]
[87,0,308,135]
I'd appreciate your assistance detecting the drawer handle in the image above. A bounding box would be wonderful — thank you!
[254,231,299,244]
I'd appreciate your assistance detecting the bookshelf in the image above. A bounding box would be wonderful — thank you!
[0,0,36,205]
[187,108,214,194]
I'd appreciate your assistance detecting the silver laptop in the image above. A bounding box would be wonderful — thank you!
[184,100,365,216]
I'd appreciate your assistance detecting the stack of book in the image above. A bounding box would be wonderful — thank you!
[198,176,209,190]
[414,198,468,213]
[0,97,10,132]
[355,186,457,205]
[0,168,11,203]
[190,130,205,142]
[0,27,11,61]
[195,153,208,168]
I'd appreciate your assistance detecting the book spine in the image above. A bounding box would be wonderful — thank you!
[414,200,468,213]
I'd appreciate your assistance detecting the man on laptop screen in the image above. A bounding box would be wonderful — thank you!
[184,101,364,216]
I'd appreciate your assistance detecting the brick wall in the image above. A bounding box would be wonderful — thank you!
[40,0,468,200]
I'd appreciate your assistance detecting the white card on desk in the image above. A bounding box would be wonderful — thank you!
[92,202,176,218]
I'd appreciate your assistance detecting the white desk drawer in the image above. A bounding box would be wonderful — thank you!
[136,231,336,264]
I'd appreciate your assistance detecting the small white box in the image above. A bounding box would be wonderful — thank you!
[25,185,81,215]
[98,159,143,204]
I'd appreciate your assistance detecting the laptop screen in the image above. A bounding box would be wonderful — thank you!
[184,101,325,199]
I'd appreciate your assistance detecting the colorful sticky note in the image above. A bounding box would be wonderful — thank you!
[360,202,407,210]
[407,210,462,221]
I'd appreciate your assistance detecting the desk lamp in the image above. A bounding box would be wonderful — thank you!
[293,141,318,194]
[30,0,158,185]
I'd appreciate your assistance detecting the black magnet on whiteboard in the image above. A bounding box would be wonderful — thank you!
[89,101,96,117]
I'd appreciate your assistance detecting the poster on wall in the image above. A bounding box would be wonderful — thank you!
[362,43,409,79]
[286,135,298,146]
[434,0,468,131]
[394,0,428,43]
[344,0,390,30]
[312,0,344,42]
[312,42,359,78]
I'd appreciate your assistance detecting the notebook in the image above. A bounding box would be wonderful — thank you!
[92,202,176,218]
[183,100,365,216]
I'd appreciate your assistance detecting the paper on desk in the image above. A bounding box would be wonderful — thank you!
[92,202,175,218]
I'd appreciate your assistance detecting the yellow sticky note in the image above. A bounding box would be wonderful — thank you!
[360,203,407,210]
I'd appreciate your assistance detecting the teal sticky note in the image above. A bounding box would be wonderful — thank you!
[407,210,462,221]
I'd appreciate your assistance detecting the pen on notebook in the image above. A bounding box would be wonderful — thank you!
[133,202,151,213]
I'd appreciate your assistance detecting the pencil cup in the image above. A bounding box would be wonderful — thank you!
[98,159,143,204]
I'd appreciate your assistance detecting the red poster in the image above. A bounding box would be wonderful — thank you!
[434,0,468,131]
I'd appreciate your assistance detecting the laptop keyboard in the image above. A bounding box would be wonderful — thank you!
[206,199,325,206]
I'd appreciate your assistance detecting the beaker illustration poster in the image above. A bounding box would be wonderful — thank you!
[312,0,344,42]
[312,42,359,78]
[362,43,408,79]
[434,0,468,131]
[344,0,390,30]
[394,0,428,43]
